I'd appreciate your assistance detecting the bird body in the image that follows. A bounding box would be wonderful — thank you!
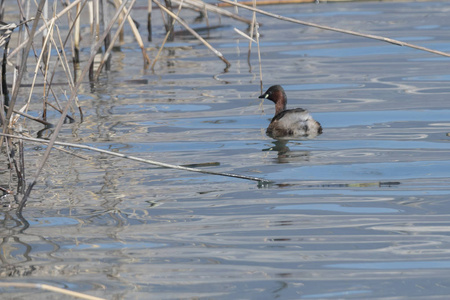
[259,85,322,139]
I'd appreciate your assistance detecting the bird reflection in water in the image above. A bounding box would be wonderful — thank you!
[262,139,311,164]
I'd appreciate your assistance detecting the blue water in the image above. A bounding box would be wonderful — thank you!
[2,1,450,299]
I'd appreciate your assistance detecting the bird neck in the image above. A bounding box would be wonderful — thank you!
[275,100,286,115]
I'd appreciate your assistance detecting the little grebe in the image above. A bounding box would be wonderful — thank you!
[259,85,323,139]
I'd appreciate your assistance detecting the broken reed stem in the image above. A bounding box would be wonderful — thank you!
[247,0,256,55]
[255,23,263,94]
[74,2,82,63]
[3,106,52,126]
[153,0,231,69]
[0,133,271,184]
[0,282,105,300]
[218,0,450,58]
[121,0,151,66]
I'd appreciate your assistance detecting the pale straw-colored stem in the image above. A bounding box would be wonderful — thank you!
[0,133,271,184]
[0,282,105,300]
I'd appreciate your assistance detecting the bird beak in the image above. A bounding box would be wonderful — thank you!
[258,93,268,99]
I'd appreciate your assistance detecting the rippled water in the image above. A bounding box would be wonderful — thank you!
[2,1,450,299]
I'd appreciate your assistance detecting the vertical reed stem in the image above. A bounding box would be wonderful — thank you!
[147,0,152,41]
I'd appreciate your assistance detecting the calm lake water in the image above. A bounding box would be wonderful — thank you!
[2,0,450,299]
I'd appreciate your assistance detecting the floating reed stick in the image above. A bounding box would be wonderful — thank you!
[0,282,105,300]
[0,133,271,185]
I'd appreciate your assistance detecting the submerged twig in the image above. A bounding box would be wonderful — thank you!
[218,0,450,58]
[0,133,271,184]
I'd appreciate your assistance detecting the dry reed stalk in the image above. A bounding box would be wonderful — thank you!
[147,0,152,41]
[247,0,256,57]
[112,0,125,44]
[218,0,450,58]
[0,133,271,185]
[119,0,151,66]
[18,17,56,126]
[204,4,210,28]
[218,0,316,6]
[101,0,112,72]
[0,282,105,300]
[163,0,175,41]
[49,1,89,119]
[88,0,99,81]
[0,21,16,126]
[0,0,46,151]
[217,0,438,6]
[18,0,133,212]
[74,2,81,63]
[13,2,76,122]
[52,25,78,107]
[171,0,253,25]
[151,0,184,70]
[8,0,83,59]
[94,0,139,79]
[4,105,51,126]
[153,0,231,69]
[254,23,263,93]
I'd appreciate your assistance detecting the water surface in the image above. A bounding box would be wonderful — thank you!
[2,1,450,299]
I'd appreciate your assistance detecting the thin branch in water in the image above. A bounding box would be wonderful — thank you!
[0,282,105,300]
[0,133,271,185]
